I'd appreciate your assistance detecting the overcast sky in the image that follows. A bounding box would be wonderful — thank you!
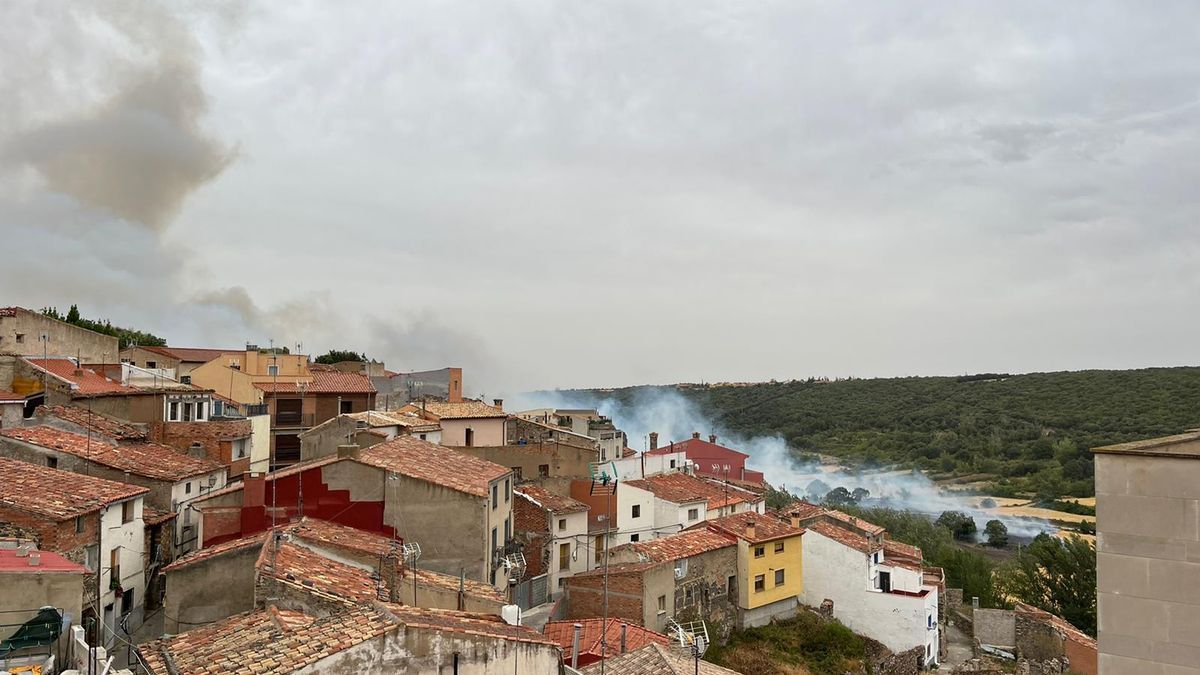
[3,2,1198,394]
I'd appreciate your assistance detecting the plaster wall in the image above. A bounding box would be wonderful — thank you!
[162,545,259,633]
[297,626,561,675]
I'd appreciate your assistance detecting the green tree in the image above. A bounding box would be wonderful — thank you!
[851,487,870,503]
[995,534,1097,636]
[66,304,81,323]
[936,510,977,540]
[823,487,855,507]
[314,349,366,364]
[984,519,1008,548]
[763,484,795,510]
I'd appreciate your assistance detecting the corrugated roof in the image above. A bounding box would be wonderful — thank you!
[358,436,509,498]
[0,456,147,519]
[0,426,223,482]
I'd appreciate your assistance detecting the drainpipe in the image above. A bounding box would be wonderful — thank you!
[571,623,582,669]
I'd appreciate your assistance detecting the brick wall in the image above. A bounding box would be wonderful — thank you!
[0,506,100,607]
[565,569,646,625]
[152,419,252,468]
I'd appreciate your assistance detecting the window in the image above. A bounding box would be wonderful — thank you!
[267,364,279,376]
[631,504,641,518]
[669,459,676,468]
[754,545,765,558]
[180,375,191,385]
[465,428,474,447]
[687,508,699,520]
[538,464,549,478]
[657,595,666,612]
[505,478,510,502]
[558,518,567,531]
[146,361,157,369]
[196,402,206,420]
[873,551,881,564]
[684,586,694,605]
[754,574,765,592]
[122,501,135,523]
[182,402,193,422]
[727,575,736,595]
[775,569,785,586]
[491,527,497,552]
[75,516,84,533]
[419,434,427,441]
[504,517,511,541]
[560,543,571,570]
[185,482,192,494]
[630,534,639,542]
[594,535,605,564]
[121,588,135,616]
[15,333,24,344]
[233,439,248,460]
[168,401,179,421]
[46,456,58,469]
[492,484,498,509]
[84,545,99,572]
[512,466,523,481]
[340,400,353,414]
[775,541,785,553]
[110,548,120,579]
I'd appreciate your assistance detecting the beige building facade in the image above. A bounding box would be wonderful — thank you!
[0,307,119,364]
[1094,431,1200,675]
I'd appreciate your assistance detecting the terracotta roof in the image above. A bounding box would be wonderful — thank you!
[35,404,147,440]
[645,437,749,460]
[345,410,438,429]
[142,506,177,526]
[384,604,559,646]
[0,390,25,402]
[139,604,396,675]
[141,346,235,363]
[581,643,745,675]
[824,509,886,536]
[515,484,589,514]
[358,436,510,498]
[259,539,385,603]
[626,528,736,562]
[883,538,922,562]
[704,511,804,545]
[544,619,669,660]
[162,532,267,573]
[0,426,223,482]
[0,456,147,519]
[401,399,506,419]
[808,520,880,554]
[778,499,827,521]
[626,472,756,511]
[254,370,376,394]
[25,358,137,395]
[0,307,20,317]
[571,561,666,579]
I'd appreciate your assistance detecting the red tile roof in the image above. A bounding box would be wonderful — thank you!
[626,472,756,511]
[0,456,147,519]
[544,619,669,660]
[400,400,506,419]
[36,404,147,440]
[645,437,749,459]
[570,561,666,579]
[384,604,559,646]
[883,538,922,562]
[142,506,177,526]
[626,528,736,562]
[259,539,385,603]
[138,604,397,675]
[807,520,880,554]
[0,307,20,317]
[703,511,804,545]
[581,643,745,675]
[777,499,827,522]
[161,532,267,573]
[0,426,223,482]
[0,546,87,573]
[142,346,235,363]
[358,436,510,498]
[824,509,886,536]
[253,371,376,394]
[26,358,137,395]
[0,390,25,402]
[515,484,589,514]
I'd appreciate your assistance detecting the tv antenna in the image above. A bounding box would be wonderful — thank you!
[667,617,710,667]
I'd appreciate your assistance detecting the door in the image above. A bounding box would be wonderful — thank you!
[879,571,891,593]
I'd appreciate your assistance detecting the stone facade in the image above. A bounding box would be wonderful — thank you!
[458,442,599,481]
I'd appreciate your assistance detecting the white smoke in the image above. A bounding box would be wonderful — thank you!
[512,386,1055,539]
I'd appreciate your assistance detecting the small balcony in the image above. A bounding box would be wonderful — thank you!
[273,412,314,428]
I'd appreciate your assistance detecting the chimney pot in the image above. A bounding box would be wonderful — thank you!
[709,434,717,444]
[692,431,701,440]
[28,552,41,567]
[649,432,658,451]
[571,623,582,669]
[620,622,627,653]
[493,398,503,410]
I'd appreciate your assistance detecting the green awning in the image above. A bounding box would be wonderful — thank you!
[0,607,62,655]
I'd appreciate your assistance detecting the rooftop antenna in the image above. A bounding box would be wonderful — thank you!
[666,617,710,673]
[401,542,422,605]
[589,460,618,674]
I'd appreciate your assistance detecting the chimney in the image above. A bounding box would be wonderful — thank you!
[620,622,627,653]
[243,473,266,509]
[382,551,402,603]
[649,432,658,451]
[571,623,582,669]
[692,431,701,440]
[337,444,361,460]
[493,398,503,410]
[188,442,206,460]
[27,552,41,567]
[790,515,801,529]
[709,434,717,444]
[744,520,756,540]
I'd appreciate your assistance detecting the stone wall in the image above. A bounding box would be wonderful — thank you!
[974,608,1016,648]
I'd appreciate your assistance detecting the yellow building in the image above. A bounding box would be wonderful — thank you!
[189,349,313,405]
[705,511,804,628]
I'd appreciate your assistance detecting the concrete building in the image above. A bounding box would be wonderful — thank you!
[299,409,441,461]
[255,370,377,468]
[0,541,86,661]
[139,602,561,675]
[187,347,313,405]
[701,511,805,629]
[512,484,590,593]
[371,365,463,409]
[190,436,514,590]
[610,447,690,481]
[1093,432,1200,675]
[0,425,227,555]
[398,398,507,447]
[0,389,28,427]
[119,345,234,382]
[0,306,119,365]
[0,457,148,649]
[459,441,599,482]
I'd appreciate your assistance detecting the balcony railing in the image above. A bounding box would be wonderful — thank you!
[273,412,314,427]
[244,403,269,417]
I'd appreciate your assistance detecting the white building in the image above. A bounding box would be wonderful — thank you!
[799,519,939,666]
[512,485,590,593]
[610,448,689,480]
